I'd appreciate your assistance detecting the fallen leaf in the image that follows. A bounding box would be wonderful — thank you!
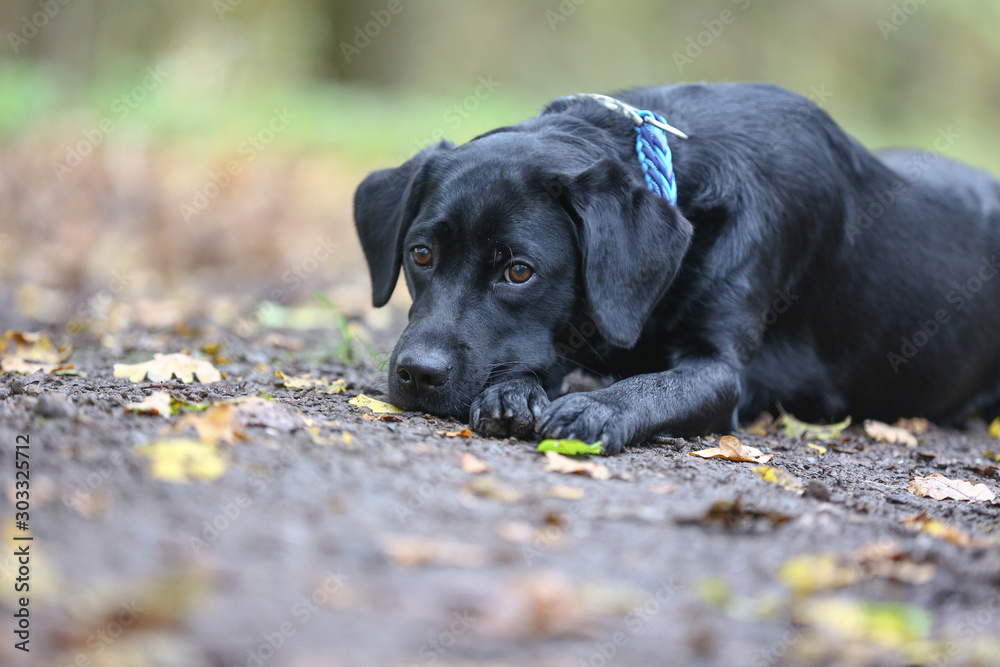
[689,435,775,464]
[1,357,77,375]
[852,541,936,585]
[124,391,173,418]
[895,417,930,435]
[275,370,345,394]
[133,439,226,483]
[991,418,1000,439]
[806,443,827,454]
[796,598,932,652]
[745,413,775,436]
[780,553,859,595]
[175,403,240,445]
[537,439,602,455]
[864,420,918,448]
[546,484,584,500]
[1,329,71,363]
[777,413,851,440]
[382,535,490,568]
[983,449,1000,463]
[463,477,524,503]
[752,466,805,493]
[901,513,992,548]
[543,451,611,480]
[114,353,221,383]
[908,473,996,502]
[438,428,472,438]
[679,498,792,532]
[461,453,491,474]
[349,394,405,414]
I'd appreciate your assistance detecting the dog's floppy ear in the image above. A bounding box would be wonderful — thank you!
[558,159,693,348]
[354,141,453,307]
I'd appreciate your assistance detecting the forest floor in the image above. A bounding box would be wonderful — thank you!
[1,325,1000,667]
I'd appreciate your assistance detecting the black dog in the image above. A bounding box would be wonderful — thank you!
[354,82,1000,454]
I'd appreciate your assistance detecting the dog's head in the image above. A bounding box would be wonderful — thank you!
[354,125,693,418]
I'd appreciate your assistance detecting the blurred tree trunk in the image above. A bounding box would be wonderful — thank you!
[316,0,413,85]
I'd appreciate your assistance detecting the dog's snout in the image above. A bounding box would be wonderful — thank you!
[395,351,451,396]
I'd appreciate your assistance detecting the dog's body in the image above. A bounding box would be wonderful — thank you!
[354,82,1000,453]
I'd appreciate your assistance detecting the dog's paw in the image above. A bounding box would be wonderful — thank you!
[538,392,630,455]
[470,379,549,440]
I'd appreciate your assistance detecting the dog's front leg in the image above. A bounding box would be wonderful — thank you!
[470,377,551,439]
[538,359,740,454]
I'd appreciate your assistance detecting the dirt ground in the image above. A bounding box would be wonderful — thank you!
[1,322,999,667]
[1,146,999,667]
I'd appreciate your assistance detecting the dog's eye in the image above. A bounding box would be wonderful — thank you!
[411,246,433,267]
[506,263,534,284]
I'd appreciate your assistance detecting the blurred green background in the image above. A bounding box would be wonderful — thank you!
[1,0,998,332]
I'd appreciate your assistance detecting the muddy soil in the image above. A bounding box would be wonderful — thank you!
[1,326,999,667]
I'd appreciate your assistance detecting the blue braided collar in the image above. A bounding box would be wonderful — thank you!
[545,93,688,205]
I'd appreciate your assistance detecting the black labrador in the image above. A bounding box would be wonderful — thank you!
[353,82,1000,454]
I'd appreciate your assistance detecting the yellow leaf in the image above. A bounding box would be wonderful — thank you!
[543,451,611,480]
[275,370,345,394]
[796,598,932,651]
[133,438,226,483]
[990,418,1000,439]
[807,443,827,454]
[175,403,240,445]
[689,435,775,464]
[901,513,992,548]
[777,413,851,440]
[114,353,221,383]
[460,453,491,474]
[863,419,918,447]
[909,473,996,502]
[1,329,71,364]
[752,465,805,493]
[0,357,77,375]
[124,391,173,418]
[780,554,858,595]
[349,394,405,414]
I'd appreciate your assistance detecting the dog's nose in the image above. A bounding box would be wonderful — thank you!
[395,351,450,396]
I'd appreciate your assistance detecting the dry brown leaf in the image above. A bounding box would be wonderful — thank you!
[908,473,996,502]
[546,484,584,500]
[689,435,775,464]
[1,357,77,375]
[745,413,775,436]
[382,535,491,568]
[124,391,173,418]
[461,453,491,474]
[543,451,611,480]
[114,353,221,383]
[438,428,472,438]
[901,513,992,548]
[175,404,240,445]
[864,420,918,448]
[895,417,930,435]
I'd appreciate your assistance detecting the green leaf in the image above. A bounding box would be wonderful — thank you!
[777,413,851,440]
[537,439,601,455]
